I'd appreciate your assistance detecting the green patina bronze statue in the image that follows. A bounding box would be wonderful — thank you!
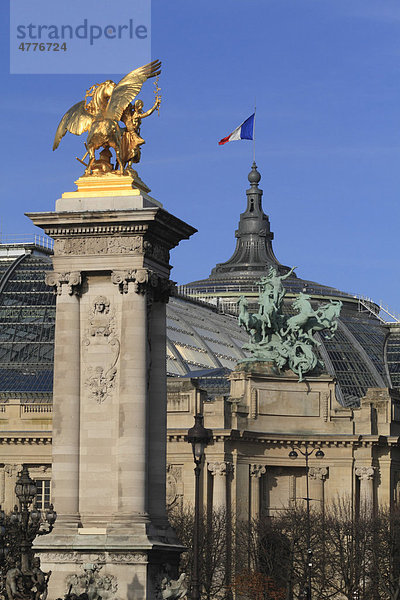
[238,266,342,381]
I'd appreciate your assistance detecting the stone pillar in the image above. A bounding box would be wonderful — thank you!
[147,280,171,524]
[4,464,22,511]
[45,272,81,530]
[208,462,233,509]
[289,474,296,508]
[110,270,149,524]
[0,466,5,507]
[28,175,196,599]
[309,466,328,510]
[249,464,266,520]
[355,466,375,511]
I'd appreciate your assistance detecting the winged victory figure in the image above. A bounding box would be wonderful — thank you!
[53,60,161,176]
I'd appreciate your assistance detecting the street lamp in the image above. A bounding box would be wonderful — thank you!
[289,444,325,600]
[187,414,212,600]
[13,466,57,573]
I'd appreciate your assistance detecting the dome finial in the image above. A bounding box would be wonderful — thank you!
[248,161,261,186]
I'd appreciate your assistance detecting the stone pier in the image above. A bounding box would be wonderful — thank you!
[27,174,196,600]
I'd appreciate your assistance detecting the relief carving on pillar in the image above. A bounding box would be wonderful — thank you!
[144,240,170,264]
[323,392,329,422]
[39,552,79,563]
[54,235,144,257]
[250,464,267,479]
[250,388,258,419]
[166,465,184,509]
[355,466,376,481]
[45,271,81,296]
[83,297,120,404]
[109,552,148,564]
[66,563,119,600]
[208,462,234,477]
[309,466,328,481]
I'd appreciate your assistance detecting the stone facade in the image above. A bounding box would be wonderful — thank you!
[166,367,400,520]
[2,372,400,521]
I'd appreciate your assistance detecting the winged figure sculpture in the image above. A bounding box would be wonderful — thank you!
[53,60,161,175]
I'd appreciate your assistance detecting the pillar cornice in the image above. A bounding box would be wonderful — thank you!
[309,466,328,481]
[45,271,82,296]
[208,461,233,477]
[355,465,376,481]
[111,269,172,301]
[250,464,267,478]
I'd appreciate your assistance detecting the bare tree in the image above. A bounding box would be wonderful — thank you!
[369,506,400,600]
[168,505,230,600]
[170,501,400,600]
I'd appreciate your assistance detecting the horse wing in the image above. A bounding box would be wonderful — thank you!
[53,101,94,150]
[106,60,161,122]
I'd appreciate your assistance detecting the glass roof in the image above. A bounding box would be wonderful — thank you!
[0,248,396,406]
[0,252,55,394]
[386,328,400,390]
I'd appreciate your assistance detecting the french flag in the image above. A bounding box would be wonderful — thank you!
[219,113,255,145]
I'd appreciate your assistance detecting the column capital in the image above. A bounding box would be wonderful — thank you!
[208,461,233,477]
[45,271,82,296]
[250,464,267,478]
[355,466,376,481]
[309,466,328,481]
[4,464,22,478]
[111,269,172,301]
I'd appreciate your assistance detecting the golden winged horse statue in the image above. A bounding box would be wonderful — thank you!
[53,60,161,175]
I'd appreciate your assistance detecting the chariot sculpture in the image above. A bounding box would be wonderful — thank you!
[238,266,342,381]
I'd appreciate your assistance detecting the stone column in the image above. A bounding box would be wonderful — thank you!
[249,464,266,520]
[0,466,5,507]
[208,462,233,509]
[147,278,171,523]
[46,272,81,530]
[309,466,328,510]
[4,464,22,511]
[111,269,150,524]
[355,466,375,511]
[28,179,197,600]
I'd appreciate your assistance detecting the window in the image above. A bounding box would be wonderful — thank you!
[35,479,51,510]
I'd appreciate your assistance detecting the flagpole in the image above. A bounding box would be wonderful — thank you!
[253,101,256,163]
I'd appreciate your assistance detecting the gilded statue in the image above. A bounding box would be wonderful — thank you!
[120,97,160,169]
[53,60,161,176]
[238,267,342,381]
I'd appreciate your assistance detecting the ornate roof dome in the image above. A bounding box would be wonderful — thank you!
[183,164,400,406]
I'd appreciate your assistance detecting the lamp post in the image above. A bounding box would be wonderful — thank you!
[13,466,57,573]
[289,444,324,600]
[187,414,212,600]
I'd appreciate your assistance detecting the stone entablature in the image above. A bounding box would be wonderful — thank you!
[228,364,344,434]
[26,205,197,277]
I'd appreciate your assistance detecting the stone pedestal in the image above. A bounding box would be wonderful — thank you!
[228,362,338,518]
[27,174,196,600]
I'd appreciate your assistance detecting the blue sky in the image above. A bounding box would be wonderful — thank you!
[1,0,400,311]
